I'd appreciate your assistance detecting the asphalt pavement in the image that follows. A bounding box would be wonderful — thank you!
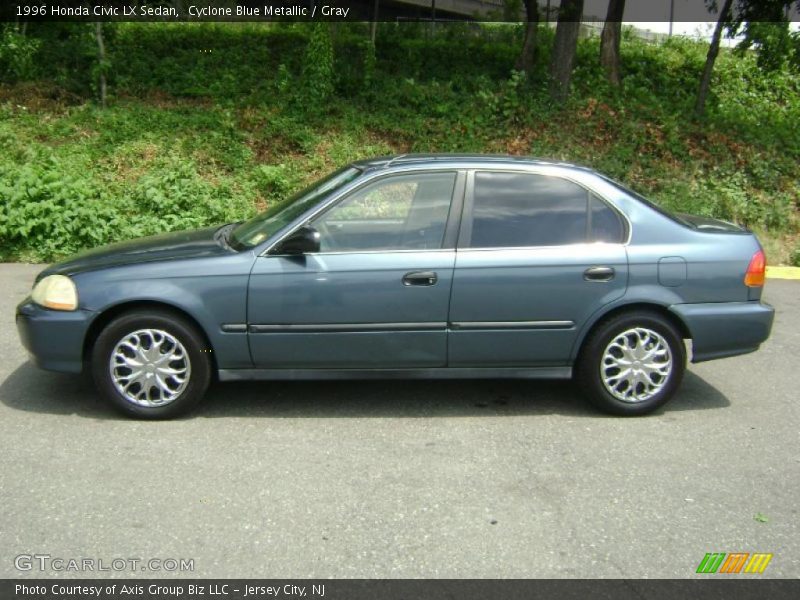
[0,263,797,578]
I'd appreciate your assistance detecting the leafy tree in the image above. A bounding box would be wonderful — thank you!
[730,1,800,71]
[301,23,334,105]
[737,21,793,71]
[549,0,584,102]
[600,0,625,86]
[696,0,800,117]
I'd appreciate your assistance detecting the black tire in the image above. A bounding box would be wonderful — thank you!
[91,309,212,419]
[576,310,686,416]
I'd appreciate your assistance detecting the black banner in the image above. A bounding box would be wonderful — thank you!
[4,580,800,600]
[3,0,800,23]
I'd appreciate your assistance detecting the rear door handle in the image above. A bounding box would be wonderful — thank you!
[584,266,615,282]
[403,271,438,286]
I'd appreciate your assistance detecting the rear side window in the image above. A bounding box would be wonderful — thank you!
[468,172,588,248]
[590,193,625,243]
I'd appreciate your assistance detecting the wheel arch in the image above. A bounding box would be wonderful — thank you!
[571,302,692,362]
[82,300,218,374]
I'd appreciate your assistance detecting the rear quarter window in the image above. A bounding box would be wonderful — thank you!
[590,193,625,243]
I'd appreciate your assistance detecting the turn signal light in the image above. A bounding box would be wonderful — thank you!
[744,250,766,287]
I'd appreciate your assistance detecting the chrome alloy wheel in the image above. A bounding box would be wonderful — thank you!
[600,327,673,403]
[109,329,191,407]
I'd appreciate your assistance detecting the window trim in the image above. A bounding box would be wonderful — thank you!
[262,169,465,257]
[457,168,630,250]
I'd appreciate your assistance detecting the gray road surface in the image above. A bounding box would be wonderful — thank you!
[0,263,797,578]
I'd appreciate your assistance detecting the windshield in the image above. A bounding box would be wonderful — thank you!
[230,166,362,249]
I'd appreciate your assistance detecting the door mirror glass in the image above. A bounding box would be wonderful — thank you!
[272,226,321,255]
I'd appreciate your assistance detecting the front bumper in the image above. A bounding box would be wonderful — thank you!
[16,299,95,373]
[669,301,775,363]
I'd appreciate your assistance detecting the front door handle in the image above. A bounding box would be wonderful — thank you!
[584,266,615,282]
[403,271,438,286]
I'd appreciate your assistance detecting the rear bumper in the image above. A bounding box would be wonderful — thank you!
[669,301,774,363]
[16,299,95,373]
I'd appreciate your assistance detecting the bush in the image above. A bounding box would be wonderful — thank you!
[0,26,41,82]
[0,152,255,261]
[0,159,118,259]
[300,24,334,105]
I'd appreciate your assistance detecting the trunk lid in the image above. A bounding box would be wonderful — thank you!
[677,213,748,233]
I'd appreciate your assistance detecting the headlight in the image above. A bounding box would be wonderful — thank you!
[31,275,79,311]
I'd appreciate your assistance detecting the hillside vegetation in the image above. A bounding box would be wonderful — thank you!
[0,23,798,263]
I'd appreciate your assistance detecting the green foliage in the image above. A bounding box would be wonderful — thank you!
[0,158,118,259]
[0,26,41,81]
[477,70,530,125]
[1,22,799,263]
[300,24,334,105]
[791,246,800,267]
[669,172,793,230]
[363,39,377,85]
[712,50,800,155]
[276,63,292,95]
[377,23,520,82]
[736,21,794,72]
[754,513,770,523]
[0,145,255,261]
[251,164,293,203]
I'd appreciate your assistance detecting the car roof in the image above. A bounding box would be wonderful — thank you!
[351,153,592,173]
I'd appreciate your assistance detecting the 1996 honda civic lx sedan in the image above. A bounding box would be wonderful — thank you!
[16,155,774,418]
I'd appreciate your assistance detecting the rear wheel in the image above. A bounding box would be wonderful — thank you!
[576,311,686,416]
[91,310,211,419]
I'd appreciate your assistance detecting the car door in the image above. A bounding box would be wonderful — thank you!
[247,170,464,369]
[448,170,629,367]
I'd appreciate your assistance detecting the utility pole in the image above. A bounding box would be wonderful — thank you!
[371,0,379,44]
[669,0,675,37]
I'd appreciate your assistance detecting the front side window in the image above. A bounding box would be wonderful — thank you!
[466,172,623,248]
[311,172,456,252]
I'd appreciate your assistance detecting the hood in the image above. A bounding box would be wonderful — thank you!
[677,213,747,233]
[41,225,233,278]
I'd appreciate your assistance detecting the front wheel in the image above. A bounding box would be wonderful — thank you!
[576,311,686,416]
[91,310,212,419]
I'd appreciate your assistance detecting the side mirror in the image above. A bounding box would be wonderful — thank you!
[273,225,320,255]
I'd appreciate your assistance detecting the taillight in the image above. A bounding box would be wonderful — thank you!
[744,249,766,287]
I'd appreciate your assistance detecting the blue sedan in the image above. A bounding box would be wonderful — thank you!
[16,155,774,418]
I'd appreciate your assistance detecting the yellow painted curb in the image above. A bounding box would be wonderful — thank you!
[766,266,800,280]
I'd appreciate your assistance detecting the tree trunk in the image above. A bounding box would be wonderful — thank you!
[549,0,584,103]
[694,0,734,118]
[600,0,625,86]
[515,0,540,73]
[95,22,107,109]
